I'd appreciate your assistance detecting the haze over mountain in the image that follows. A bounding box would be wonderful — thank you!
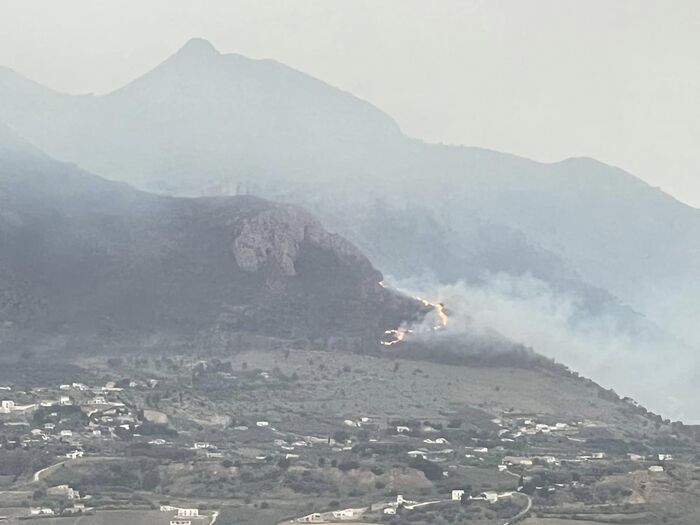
[1,39,698,419]
[0,122,423,354]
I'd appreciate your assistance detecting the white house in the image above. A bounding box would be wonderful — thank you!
[47,484,79,500]
[177,508,199,518]
[452,489,466,501]
[29,508,55,516]
[480,491,499,504]
[649,465,664,473]
[396,426,411,433]
[256,421,270,427]
[60,396,72,406]
[332,508,364,520]
[0,400,15,413]
[160,505,177,512]
[66,450,84,459]
[502,456,533,466]
[297,513,323,522]
[60,429,73,438]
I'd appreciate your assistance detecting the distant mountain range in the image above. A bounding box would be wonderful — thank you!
[0,39,698,418]
[0,123,423,354]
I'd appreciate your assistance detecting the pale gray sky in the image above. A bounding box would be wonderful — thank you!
[1,0,699,207]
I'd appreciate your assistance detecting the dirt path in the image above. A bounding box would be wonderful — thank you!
[32,461,65,482]
[505,493,532,525]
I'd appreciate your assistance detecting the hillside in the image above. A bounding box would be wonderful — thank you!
[0,39,697,417]
[0,124,423,353]
[2,347,699,525]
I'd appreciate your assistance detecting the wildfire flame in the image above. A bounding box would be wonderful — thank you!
[379,282,448,346]
[381,328,408,346]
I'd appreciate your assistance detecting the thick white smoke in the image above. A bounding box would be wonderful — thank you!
[388,272,698,422]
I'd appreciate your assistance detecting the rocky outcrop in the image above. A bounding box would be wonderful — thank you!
[232,204,371,277]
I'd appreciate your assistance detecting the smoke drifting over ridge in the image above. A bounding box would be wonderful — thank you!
[387,273,697,422]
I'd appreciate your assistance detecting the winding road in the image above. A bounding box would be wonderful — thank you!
[504,492,532,525]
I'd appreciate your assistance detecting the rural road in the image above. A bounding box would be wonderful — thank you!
[33,461,65,482]
[31,456,122,483]
[504,493,532,525]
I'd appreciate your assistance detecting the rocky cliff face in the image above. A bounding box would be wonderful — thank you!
[232,204,372,278]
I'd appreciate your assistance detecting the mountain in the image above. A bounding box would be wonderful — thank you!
[0,39,699,417]
[0,123,424,353]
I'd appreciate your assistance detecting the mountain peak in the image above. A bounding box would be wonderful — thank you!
[176,38,220,58]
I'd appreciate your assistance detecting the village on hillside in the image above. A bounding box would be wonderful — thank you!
[0,350,696,525]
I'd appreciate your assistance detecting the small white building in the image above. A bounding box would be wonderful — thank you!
[480,491,499,504]
[297,513,323,522]
[649,465,664,473]
[503,456,533,466]
[332,508,364,520]
[29,508,55,516]
[452,489,466,501]
[177,508,199,518]
[66,450,84,459]
[47,484,79,500]
[256,421,270,427]
[60,396,72,406]
[0,400,15,413]
[396,426,411,433]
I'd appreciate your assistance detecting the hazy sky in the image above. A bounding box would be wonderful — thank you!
[1,0,699,207]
